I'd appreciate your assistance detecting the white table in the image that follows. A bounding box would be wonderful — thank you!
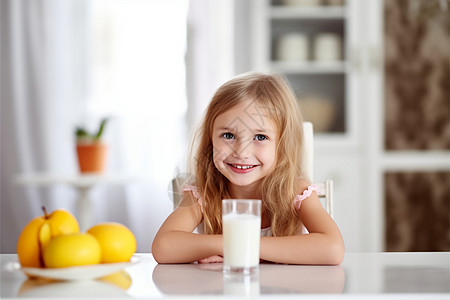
[1,252,449,299]
[14,173,135,231]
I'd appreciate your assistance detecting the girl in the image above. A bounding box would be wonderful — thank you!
[152,72,344,265]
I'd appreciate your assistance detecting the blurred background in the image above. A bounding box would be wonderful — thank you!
[1,0,449,253]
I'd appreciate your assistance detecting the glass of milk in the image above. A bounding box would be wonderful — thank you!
[222,199,261,275]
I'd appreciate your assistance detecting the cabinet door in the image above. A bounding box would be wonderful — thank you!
[315,155,362,252]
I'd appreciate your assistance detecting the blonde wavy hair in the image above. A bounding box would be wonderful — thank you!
[188,72,305,236]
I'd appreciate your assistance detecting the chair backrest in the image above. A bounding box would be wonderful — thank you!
[316,179,334,218]
[302,122,314,182]
[170,122,333,217]
[302,122,333,218]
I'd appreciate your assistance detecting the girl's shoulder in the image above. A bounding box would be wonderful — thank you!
[296,178,316,195]
[181,185,204,212]
[182,184,200,199]
[294,178,320,210]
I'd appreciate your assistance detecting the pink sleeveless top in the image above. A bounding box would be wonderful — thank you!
[182,184,320,236]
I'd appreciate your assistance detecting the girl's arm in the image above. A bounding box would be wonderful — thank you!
[151,193,223,264]
[260,182,345,265]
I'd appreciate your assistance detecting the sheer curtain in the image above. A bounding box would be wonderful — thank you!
[86,0,189,252]
[1,0,89,253]
[185,0,235,129]
[1,0,189,253]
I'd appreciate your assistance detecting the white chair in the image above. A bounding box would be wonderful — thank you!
[170,122,334,217]
[302,122,334,218]
[315,179,334,218]
[170,175,190,209]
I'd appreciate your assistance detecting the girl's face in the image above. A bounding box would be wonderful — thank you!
[212,101,278,189]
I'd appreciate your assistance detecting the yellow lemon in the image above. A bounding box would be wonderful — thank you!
[42,233,101,268]
[17,207,80,268]
[87,222,136,263]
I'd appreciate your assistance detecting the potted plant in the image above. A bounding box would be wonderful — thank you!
[75,118,108,174]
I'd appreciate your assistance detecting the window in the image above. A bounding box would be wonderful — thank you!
[88,0,189,183]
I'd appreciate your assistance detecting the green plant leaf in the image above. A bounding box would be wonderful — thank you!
[75,118,108,143]
[94,118,108,141]
[75,127,89,138]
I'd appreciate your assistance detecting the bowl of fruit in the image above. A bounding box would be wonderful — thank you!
[17,207,138,281]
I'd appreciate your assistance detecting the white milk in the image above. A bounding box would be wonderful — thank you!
[223,213,261,269]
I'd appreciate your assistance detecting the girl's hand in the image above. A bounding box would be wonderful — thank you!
[198,255,223,264]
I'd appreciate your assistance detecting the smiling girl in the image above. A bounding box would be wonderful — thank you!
[152,72,344,265]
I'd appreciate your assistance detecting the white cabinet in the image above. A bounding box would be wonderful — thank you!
[249,0,450,252]
[250,0,450,252]
[250,0,374,251]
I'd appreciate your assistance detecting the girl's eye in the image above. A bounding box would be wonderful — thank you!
[222,132,235,140]
[254,134,268,141]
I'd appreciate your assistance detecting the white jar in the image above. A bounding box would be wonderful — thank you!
[276,33,309,62]
[313,33,342,61]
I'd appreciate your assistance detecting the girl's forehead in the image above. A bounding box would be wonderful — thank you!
[218,100,276,119]
[213,101,278,133]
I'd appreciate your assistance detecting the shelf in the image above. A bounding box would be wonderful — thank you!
[270,61,347,74]
[381,152,450,171]
[270,6,346,19]
[313,132,359,153]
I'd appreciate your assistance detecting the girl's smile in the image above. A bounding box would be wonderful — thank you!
[226,163,260,174]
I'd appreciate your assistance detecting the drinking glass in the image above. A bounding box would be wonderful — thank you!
[222,199,261,274]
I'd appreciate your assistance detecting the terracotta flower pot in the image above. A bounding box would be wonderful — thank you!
[76,143,108,174]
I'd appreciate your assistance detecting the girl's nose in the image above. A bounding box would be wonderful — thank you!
[232,138,251,159]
